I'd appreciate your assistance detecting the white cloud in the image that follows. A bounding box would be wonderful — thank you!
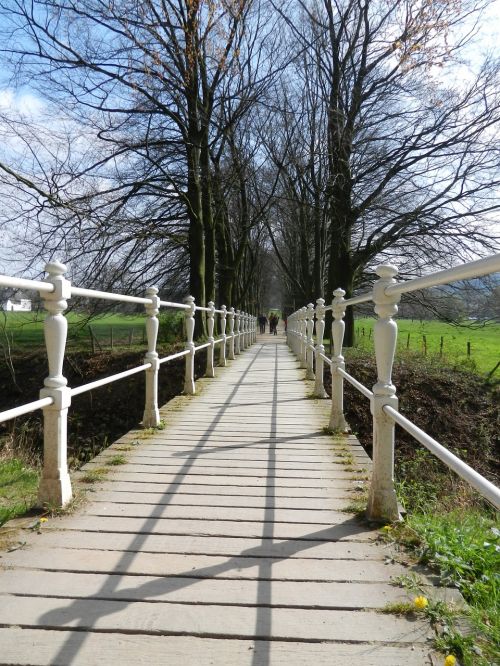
[0,88,45,117]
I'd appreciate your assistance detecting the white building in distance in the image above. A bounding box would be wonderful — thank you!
[2,291,32,312]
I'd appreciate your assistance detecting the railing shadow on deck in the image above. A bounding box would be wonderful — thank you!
[30,342,371,666]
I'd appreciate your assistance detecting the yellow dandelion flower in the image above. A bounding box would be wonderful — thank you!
[444,656,456,666]
[39,517,48,523]
[414,595,428,610]
[382,525,392,532]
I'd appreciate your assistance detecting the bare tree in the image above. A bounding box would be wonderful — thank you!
[266,0,500,342]
[0,0,281,327]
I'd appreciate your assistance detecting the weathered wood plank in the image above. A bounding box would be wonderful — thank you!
[0,547,420,581]
[0,628,435,666]
[40,515,373,540]
[80,472,364,486]
[92,490,353,508]
[80,478,365,496]
[0,570,460,608]
[83,462,362,479]
[82,502,354,524]
[0,595,431,643]
[25,531,388,560]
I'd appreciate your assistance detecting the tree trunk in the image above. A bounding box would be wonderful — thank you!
[187,141,206,337]
[201,133,215,304]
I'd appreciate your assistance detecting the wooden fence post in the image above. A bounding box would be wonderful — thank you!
[143,286,160,428]
[37,260,73,508]
[367,264,401,523]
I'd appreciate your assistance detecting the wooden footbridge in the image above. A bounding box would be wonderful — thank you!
[1,255,499,665]
[1,334,456,665]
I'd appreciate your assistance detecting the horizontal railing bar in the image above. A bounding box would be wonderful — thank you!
[195,306,211,313]
[384,404,500,509]
[324,293,373,308]
[343,293,373,306]
[386,253,500,297]
[0,275,54,294]
[0,397,54,424]
[158,300,190,310]
[319,352,332,366]
[307,342,315,350]
[337,367,374,399]
[158,349,190,364]
[194,341,211,351]
[71,286,151,305]
[71,363,151,396]
[213,337,225,345]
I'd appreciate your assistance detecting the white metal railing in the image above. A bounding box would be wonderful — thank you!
[0,260,256,508]
[287,253,500,521]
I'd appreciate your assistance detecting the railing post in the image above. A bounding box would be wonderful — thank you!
[37,260,72,508]
[299,307,307,368]
[235,310,241,354]
[143,286,160,427]
[184,296,196,395]
[313,298,328,398]
[219,305,227,367]
[228,307,235,360]
[305,303,315,380]
[241,312,247,350]
[290,313,297,354]
[206,301,215,377]
[367,265,402,523]
[329,289,349,431]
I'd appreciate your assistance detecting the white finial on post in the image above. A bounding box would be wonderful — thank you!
[143,286,160,427]
[329,288,348,431]
[219,305,227,367]
[37,260,72,508]
[228,307,235,360]
[313,298,328,397]
[305,303,315,380]
[184,296,196,394]
[366,264,402,523]
[206,301,215,377]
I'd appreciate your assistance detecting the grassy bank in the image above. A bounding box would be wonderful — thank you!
[385,490,499,665]
[354,318,500,376]
[0,458,39,527]
[0,310,183,352]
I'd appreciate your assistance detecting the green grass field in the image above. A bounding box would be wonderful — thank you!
[0,311,184,352]
[354,318,500,376]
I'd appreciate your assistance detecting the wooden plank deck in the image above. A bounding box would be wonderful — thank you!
[0,335,447,665]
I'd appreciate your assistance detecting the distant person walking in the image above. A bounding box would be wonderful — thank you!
[269,314,279,335]
[258,314,267,334]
